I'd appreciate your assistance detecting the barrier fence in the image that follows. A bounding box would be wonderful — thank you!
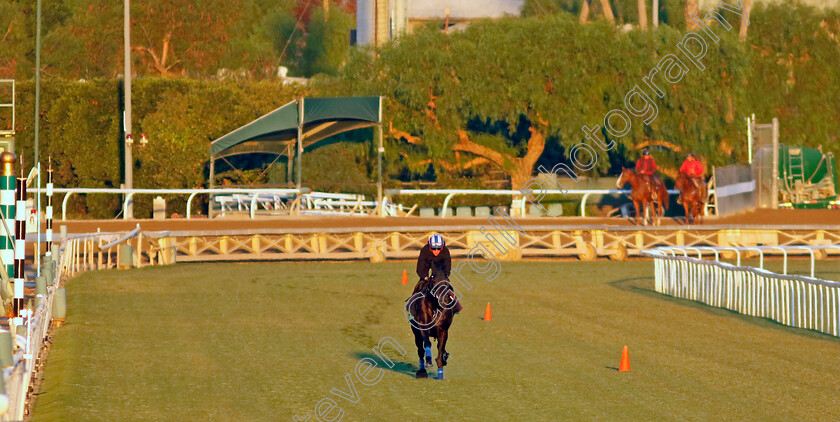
[36,187,724,221]
[1,249,63,421]
[644,245,840,337]
[0,228,137,421]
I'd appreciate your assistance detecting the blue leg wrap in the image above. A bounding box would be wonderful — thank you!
[425,346,432,358]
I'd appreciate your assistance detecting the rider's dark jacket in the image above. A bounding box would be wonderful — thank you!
[416,244,451,279]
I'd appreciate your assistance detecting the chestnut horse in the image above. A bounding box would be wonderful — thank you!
[405,264,455,379]
[616,167,668,225]
[676,173,707,224]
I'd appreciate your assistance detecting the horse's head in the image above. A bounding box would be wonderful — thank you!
[675,172,688,189]
[431,263,448,283]
[616,167,634,188]
[676,173,699,191]
[415,276,436,295]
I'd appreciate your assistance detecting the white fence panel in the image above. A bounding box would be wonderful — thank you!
[645,246,840,337]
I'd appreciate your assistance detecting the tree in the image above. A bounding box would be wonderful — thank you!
[739,0,752,41]
[41,0,278,79]
[0,2,30,78]
[685,0,699,31]
[131,0,262,77]
[333,14,757,186]
[638,0,647,30]
[579,0,615,24]
[300,5,354,75]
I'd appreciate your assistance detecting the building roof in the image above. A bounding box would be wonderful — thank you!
[408,0,523,20]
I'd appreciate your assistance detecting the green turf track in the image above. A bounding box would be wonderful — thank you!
[32,260,840,421]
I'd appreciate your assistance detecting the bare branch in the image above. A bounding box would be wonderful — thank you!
[452,130,513,169]
[1,20,14,44]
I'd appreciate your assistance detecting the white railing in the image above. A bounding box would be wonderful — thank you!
[32,188,409,220]
[385,188,702,217]
[0,230,138,419]
[29,188,310,220]
[1,250,64,421]
[644,245,840,337]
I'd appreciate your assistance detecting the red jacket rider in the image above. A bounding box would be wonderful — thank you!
[635,150,657,176]
[679,154,704,178]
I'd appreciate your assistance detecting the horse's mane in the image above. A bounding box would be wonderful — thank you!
[412,277,436,295]
[410,264,451,315]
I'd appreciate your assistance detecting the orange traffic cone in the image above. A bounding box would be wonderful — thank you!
[619,346,630,372]
[401,270,408,285]
[483,302,492,321]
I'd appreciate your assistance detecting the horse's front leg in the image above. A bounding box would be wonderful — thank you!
[653,199,662,226]
[423,334,433,368]
[435,329,449,379]
[633,200,642,225]
[688,202,696,225]
[412,328,428,378]
[693,202,701,224]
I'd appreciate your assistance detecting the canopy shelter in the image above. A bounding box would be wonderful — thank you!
[209,96,385,216]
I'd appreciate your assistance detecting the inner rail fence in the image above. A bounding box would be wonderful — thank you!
[385,188,706,218]
[32,187,716,220]
[0,229,144,421]
[1,246,67,421]
[643,245,840,337]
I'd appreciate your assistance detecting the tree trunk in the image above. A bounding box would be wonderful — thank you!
[511,126,546,188]
[739,0,752,41]
[135,31,181,76]
[599,0,615,24]
[453,125,547,189]
[510,167,535,190]
[580,0,591,23]
[638,0,647,30]
[685,0,699,31]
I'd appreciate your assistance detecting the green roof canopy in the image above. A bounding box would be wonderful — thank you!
[210,96,382,158]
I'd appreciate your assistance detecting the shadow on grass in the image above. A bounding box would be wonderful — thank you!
[609,276,840,344]
[350,352,418,378]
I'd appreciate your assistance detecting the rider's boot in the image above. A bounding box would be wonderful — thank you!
[448,291,462,314]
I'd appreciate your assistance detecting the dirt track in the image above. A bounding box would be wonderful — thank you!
[56,208,840,233]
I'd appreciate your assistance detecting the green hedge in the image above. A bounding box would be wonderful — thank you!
[10,78,305,218]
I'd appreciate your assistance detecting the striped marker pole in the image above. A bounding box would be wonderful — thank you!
[0,153,14,316]
[46,158,53,254]
[14,175,25,317]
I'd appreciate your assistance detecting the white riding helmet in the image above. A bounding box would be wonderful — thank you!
[428,234,445,249]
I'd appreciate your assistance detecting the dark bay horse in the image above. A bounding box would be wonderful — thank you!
[616,167,668,225]
[405,265,455,379]
[676,173,707,224]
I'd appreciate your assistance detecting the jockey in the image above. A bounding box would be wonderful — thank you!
[416,234,462,314]
[635,149,659,199]
[678,153,705,204]
[679,153,704,178]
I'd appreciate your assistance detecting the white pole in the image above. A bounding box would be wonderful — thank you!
[746,115,752,164]
[124,0,133,219]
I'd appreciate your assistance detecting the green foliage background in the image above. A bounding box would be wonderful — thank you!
[1,2,839,215]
